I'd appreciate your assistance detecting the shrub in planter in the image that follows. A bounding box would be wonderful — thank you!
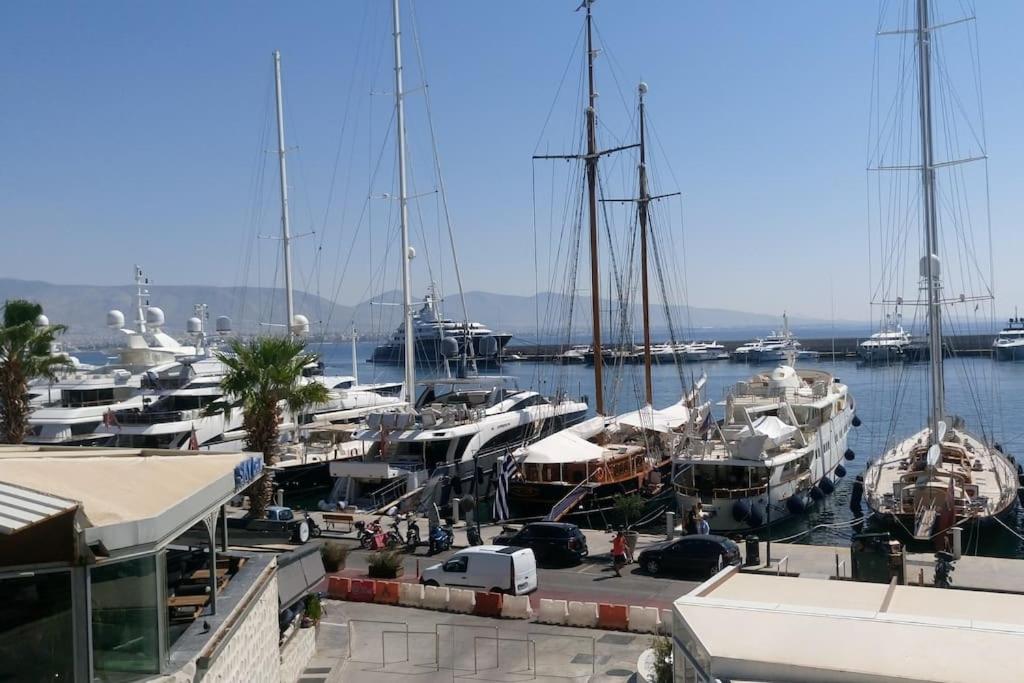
[303,593,323,627]
[367,550,404,579]
[651,636,672,683]
[321,541,349,572]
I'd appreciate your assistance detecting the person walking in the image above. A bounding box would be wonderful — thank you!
[611,531,627,577]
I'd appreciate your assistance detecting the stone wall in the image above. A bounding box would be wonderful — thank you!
[278,625,317,683]
[200,575,282,683]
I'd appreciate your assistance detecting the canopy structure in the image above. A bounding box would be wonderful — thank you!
[520,429,605,464]
[735,415,798,448]
[614,400,690,433]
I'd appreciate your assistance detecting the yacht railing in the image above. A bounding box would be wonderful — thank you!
[730,382,829,401]
[116,408,206,424]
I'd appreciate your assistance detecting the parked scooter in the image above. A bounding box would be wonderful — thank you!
[354,519,384,550]
[428,523,454,555]
[934,550,956,588]
[405,516,422,552]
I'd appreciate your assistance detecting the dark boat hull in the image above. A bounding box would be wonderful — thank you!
[370,333,513,366]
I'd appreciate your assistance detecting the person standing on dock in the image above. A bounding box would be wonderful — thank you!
[611,531,627,577]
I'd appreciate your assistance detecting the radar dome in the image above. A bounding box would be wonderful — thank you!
[638,81,648,94]
[186,317,202,334]
[34,314,50,328]
[107,310,126,329]
[407,246,416,260]
[145,306,165,328]
[440,337,460,358]
[479,335,499,357]
[291,314,310,336]
[215,316,233,335]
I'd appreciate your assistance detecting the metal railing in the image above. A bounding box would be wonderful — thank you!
[776,556,790,576]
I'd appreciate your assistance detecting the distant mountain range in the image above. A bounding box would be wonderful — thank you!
[0,277,865,342]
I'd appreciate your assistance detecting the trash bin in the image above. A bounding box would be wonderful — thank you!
[745,536,760,566]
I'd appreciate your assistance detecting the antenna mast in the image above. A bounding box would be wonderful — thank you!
[916,0,944,441]
[392,0,416,402]
[273,50,296,338]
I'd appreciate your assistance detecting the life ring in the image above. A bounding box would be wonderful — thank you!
[595,468,606,482]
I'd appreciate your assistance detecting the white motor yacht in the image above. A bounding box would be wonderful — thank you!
[992,317,1024,361]
[675,364,854,533]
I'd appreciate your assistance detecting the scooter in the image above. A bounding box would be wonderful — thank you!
[354,519,383,550]
[934,550,956,589]
[428,523,454,555]
[405,516,422,552]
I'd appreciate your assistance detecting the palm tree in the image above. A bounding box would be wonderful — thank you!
[214,336,329,517]
[0,300,71,444]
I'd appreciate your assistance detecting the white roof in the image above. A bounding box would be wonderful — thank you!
[675,570,1024,683]
[0,481,78,534]
[614,400,689,433]
[735,415,798,447]
[521,428,605,464]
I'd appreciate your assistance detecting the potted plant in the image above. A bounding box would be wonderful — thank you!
[367,550,404,579]
[301,593,323,628]
[651,636,672,683]
[321,541,349,573]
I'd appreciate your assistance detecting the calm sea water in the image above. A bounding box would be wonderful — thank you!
[82,341,1024,556]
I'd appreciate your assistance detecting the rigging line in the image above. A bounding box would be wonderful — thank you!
[532,22,585,155]
[410,0,471,330]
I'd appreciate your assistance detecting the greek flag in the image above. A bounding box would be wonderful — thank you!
[493,454,520,522]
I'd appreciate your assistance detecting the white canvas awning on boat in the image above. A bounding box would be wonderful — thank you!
[521,429,606,464]
[615,401,690,433]
[736,415,798,448]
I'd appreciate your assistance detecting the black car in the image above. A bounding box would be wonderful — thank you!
[491,522,589,565]
[637,535,741,578]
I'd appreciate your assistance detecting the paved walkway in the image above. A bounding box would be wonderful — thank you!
[299,601,656,683]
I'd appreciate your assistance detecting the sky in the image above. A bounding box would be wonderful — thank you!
[3,1,1023,322]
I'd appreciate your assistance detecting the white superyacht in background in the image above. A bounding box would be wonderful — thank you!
[858,311,912,363]
[26,267,207,446]
[992,316,1024,361]
[674,360,854,533]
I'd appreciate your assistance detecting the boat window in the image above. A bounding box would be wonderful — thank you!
[70,421,100,436]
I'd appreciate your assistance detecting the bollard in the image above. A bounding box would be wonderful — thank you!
[665,511,675,539]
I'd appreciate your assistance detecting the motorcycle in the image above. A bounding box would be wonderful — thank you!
[385,520,405,550]
[405,516,422,552]
[934,550,956,589]
[428,523,454,555]
[354,519,384,550]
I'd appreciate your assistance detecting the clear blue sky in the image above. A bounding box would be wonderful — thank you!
[2,1,1022,321]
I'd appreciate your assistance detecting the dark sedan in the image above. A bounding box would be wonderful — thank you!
[637,535,741,578]
[491,522,589,566]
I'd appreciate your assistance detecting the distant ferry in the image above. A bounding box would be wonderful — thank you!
[369,288,511,366]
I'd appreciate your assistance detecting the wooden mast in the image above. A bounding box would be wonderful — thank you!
[583,0,604,415]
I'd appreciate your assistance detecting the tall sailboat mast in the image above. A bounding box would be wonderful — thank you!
[392,0,416,401]
[273,50,296,338]
[915,0,944,442]
[583,0,605,415]
[637,82,653,405]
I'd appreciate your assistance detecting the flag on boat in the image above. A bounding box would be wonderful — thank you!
[188,424,199,450]
[493,453,520,522]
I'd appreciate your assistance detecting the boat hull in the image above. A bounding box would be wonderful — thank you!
[370,333,513,366]
[994,344,1024,361]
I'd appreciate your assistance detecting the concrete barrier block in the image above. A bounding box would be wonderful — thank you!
[448,588,476,614]
[398,582,424,607]
[628,606,661,633]
[537,598,569,625]
[326,576,350,600]
[500,594,534,619]
[474,591,503,618]
[423,585,450,610]
[658,609,673,635]
[567,601,599,628]
[348,579,375,603]
[373,580,400,605]
[597,603,629,630]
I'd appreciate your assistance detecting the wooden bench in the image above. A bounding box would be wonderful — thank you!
[168,594,210,609]
[322,512,355,532]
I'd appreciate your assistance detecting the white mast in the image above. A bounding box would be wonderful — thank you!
[134,264,148,333]
[915,0,944,442]
[273,50,296,338]
[392,0,416,402]
[351,324,359,385]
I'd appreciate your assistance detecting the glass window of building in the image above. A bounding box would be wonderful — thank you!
[0,570,74,681]
[91,555,161,677]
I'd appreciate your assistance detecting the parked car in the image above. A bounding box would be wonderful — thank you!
[421,545,538,595]
[491,522,588,565]
[637,535,741,578]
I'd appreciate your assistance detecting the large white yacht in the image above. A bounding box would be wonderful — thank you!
[25,267,207,446]
[992,317,1024,361]
[369,286,512,366]
[674,363,855,533]
[859,311,912,363]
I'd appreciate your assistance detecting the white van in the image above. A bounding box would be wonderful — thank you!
[421,545,538,595]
